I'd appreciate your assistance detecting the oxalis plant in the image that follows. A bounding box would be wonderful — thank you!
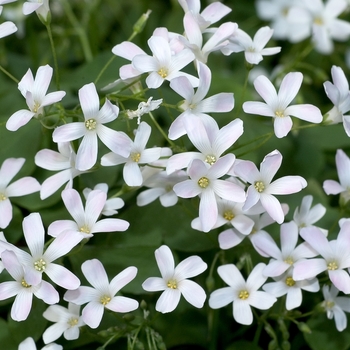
[1,0,350,349]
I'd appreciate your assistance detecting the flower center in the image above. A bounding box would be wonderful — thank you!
[275,110,284,118]
[324,300,335,309]
[284,257,294,265]
[223,210,234,221]
[21,278,31,288]
[68,317,79,327]
[34,258,46,272]
[131,152,141,162]
[167,279,177,289]
[157,67,168,78]
[254,181,265,193]
[327,261,338,270]
[0,193,6,201]
[205,155,216,165]
[314,17,324,25]
[80,225,90,234]
[285,277,295,287]
[100,295,111,305]
[85,118,97,130]
[198,176,209,188]
[239,290,249,300]
[33,101,40,113]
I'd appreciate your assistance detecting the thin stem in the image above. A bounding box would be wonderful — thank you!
[95,55,115,85]
[45,22,60,90]
[0,65,19,84]
[148,111,176,148]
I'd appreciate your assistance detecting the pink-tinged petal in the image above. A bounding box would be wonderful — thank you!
[260,149,282,184]
[331,65,349,99]
[183,11,203,48]
[40,169,73,200]
[1,250,24,281]
[278,72,303,108]
[22,2,41,15]
[178,279,206,308]
[213,119,243,155]
[79,83,99,119]
[234,299,253,325]
[199,189,218,232]
[76,132,98,171]
[273,115,293,138]
[260,193,284,224]
[248,290,276,310]
[101,151,128,166]
[92,218,129,233]
[188,158,210,180]
[85,190,106,227]
[41,91,66,107]
[110,266,137,295]
[82,259,109,291]
[209,287,235,308]
[123,162,143,186]
[62,189,85,225]
[329,269,350,294]
[201,2,231,24]
[252,233,281,259]
[0,281,20,300]
[197,93,235,114]
[148,36,172,66]
[119,64,142,80]
[213,180,246,203]
[132,55,159,74]
[45,263,80,290]
[64,286,99,305]
[52,122,86,142]
[218,264,245,288]
[35,149,70,171]
[6,177,40,197]
[173,180,201,198]
[246,263,267,290]
[253,75,278,106]
[11,290,33,321]
[293,258,327,280]
[268,175,307,195]
[0,21,17,38]
[194,62,211,103]
[170,76,194,101]
[218,228,245,249]
[134,122,151,150]
[97,99,118,124]
[253,26,273,50]
[97,125,131,158]
[142,277,167,292]
[285,104,322,123]
[175,256,207,280]
[168,49,195,75]
[82,301,104,329]
[336,149,350,187]
[243,186,260,211]
[323,180,344,195]
[0,199,12,229]
[263,260,290,277]
[207,154,235,179]
[6,109,36,131]
[0,158,25,187]
[112,41,146,60]
[155,245,175,280]
[300,226,333,258]
[324,81,339,106]
[35,280,60,304]
[156,288,181,313]
[23,213,44,257]
[167,152,202,174]
[234,160,260,184]
[32,65,52,101]
[45,230,82,262]
[280,221,298,256]
[139,148,162,164]
[243,101,275,117]
[107,295,138,313]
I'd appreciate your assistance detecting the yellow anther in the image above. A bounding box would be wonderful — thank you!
[100,295,111,305]
[198,177,209,188]
[131,152,141,162]
[157,67,168,78]
[327,261,338,271]
[254,181,265,193]
[205,155,216,165]
[223,210,234,221]
[85,118,97,130]
[285,277,295,287]
[34,258,46,272]
[21,278,31,288]
[239,290,249,300]
[167,279,177,289]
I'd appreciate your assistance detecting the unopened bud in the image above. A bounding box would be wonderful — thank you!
[133,10,152,34]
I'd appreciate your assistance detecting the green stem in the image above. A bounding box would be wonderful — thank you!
[45,22,60,90]
[59,0,93,62]
[95,55,115,85]
[0,64,19,84]
[148,111,176,148]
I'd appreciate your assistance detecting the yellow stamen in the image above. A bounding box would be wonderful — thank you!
[131,152,141,162]
[198,177,209,188]
[34,258,46,272]
[21,278,31,288]
[327,261,338,270]
[285,277,295,287]
[205,155,216,165]
[167,279,177,289]
[100,295,111,305]
[223,210,234,221]
[254,181,265,193]
[0,193,6,201]
[275,110,284,118]
[68,317,79,327]
[157,67,168,78]
[239,290,249,300]
[80,225,90,234]
[85,118,97,130]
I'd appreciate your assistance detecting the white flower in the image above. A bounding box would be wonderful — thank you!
[6,65,65,131]
[19,337,62,350]
[43,303,85,344]
[142,245,207,313]
[52,82,131,171]
[23,0,50,22]
[209,263,277,325]
[321,284,350,332]
[243,72,323,138]
[64,259,139,329]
